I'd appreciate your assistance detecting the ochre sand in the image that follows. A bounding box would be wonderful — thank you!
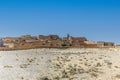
[0,48,120,80]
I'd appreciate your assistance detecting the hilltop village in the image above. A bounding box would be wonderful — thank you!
[0,34,118,50]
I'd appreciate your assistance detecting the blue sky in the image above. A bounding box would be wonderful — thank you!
[0,0,120,44]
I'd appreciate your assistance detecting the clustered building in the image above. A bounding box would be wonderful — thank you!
[0,34,116,50]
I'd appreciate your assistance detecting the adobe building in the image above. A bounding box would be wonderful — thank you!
[0,39,4,47]
[71,37,87,48]
[37,35,49,41]
[2,37,21,48]
[20,35,36,39]
[0,34,117,50]
[37,35,62,48]
[4,41,43,49]
[85,40,97,48]
[20,35,38,42]
[2,35,38,49]
[85,44,97,48]
[62,34,73,47]
[10,42,32,49]
[72,37,87,42]
[38,35,61,40]
[105,42,114,46]
[47,40,61,48]
[61,39,72,47]
[84,40,96,44]
[97,41,105,47]
[116,45,120,48]
[48,35,60,40]
[2,37,21,43]
[97,41,114,48]
[62,35,88,48]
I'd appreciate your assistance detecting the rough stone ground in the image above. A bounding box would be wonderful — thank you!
[0,48,120,80]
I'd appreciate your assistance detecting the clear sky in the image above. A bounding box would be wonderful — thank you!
[0,0,120,44]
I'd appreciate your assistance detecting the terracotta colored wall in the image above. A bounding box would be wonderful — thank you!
[85,44,97,48]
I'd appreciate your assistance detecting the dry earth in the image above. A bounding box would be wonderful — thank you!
[0,48,120,80]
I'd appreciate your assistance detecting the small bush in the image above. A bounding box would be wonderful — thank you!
[40,77,50,80]
[4,65,13,68]
[115,74,120,78]
[20,64,28,68]
[62,70,69,78]
[90,72,98,78]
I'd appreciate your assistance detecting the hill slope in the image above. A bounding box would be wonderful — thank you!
[0,48,120,80]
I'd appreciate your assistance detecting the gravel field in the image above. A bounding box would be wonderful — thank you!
[0,48,120,80]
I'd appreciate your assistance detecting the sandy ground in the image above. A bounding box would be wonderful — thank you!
[0,48,120,80]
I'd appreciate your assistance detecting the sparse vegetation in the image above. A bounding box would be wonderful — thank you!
[61,70,69,78]
[1,48,120,80]
[96,63,102,67]
[104,60,113,68]
[4,65,13,68]
[40,77,50,80]
[89,72,98,78]
[115,74,120,79]
[20,64,28,68]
